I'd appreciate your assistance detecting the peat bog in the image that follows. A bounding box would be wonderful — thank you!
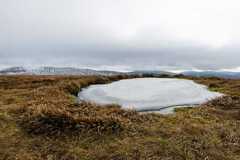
[0,75,240,160]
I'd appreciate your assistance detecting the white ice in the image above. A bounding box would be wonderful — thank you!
[78,78,222,113]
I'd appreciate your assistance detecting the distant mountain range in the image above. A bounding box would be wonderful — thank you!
[0,67,27,74]
[1,67,239,79]
[182,71,240,79]
[0,67,123,76]
[0,66,177,77]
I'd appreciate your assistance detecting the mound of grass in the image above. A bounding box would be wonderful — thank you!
[20,102,141,136]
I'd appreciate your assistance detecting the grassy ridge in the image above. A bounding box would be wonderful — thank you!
[0,75,240,160]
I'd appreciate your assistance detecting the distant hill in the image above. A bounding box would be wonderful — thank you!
[5,67,239,79]
[0,67,27,74]
[30,67,123,76]
[0,66,122,76]
[182,71,240,79]
[0,66,177,77]
[127,70,177,77]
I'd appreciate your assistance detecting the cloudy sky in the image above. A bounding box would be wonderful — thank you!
[1,0,240,71]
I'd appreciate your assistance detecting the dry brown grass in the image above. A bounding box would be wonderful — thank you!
[0,75,240,160]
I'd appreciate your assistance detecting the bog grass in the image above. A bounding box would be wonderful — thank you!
[0,75,240,160]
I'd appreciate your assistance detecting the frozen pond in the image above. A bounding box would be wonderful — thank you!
[78,78,222,114]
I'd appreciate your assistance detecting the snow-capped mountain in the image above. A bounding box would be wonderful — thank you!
[30,67,122,76]
[0,66,123,76]
[0,67,27,74]
[0,66,178,77]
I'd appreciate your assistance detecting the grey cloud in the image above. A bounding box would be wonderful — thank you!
[0,0,240,71]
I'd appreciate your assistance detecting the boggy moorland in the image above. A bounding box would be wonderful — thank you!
[0,75,240,160]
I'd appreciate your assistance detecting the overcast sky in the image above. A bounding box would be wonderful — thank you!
[1,0,240,71]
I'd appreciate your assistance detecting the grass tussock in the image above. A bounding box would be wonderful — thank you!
[0,75,240,160]
[20,102,141,136]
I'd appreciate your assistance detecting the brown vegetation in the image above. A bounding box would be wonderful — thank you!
[0,75,240,160]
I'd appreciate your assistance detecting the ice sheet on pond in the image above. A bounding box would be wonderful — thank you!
[78,78,223,112]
